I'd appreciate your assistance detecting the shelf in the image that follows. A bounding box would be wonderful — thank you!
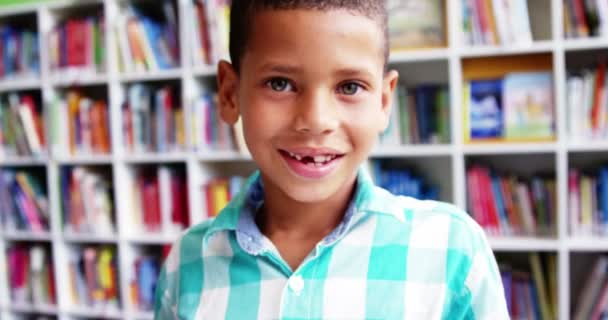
[65,306,123,319]
[9,302,58,315]
[198,150,253,162]
[567,237,608,251]
[568,140,608,152]
[564,37,608,51]
[0,77,41,92]
[0,156,48,166]
[126,232,179,245]
[127,310,154,320]
[462,142,557,155]
[371,144,453,158]
[3,230,52,242]
[123,152,189,164]
[389,48,450,63]
[119,69,183,82]
[49,71,108,87]
[63,232,118,244]
[488,236,559,251]
[55,154,114,165]
[193,65,217,77]
[459,41,554,58]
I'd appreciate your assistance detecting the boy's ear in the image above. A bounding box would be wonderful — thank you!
[379,69,399,131]
[217,60,240,125]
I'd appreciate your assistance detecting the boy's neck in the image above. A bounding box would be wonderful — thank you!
[256,173,358,242]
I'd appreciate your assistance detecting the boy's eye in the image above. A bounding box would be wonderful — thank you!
[338,82,362,95]
[267,78,293,92]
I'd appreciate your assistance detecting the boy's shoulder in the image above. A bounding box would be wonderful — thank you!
[363,185,488,252]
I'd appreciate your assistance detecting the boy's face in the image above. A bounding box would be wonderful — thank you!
[218,9,398,203]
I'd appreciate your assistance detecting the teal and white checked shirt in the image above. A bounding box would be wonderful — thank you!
[154,170,509,319]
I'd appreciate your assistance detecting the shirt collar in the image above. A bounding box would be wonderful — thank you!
[203,167,404,252]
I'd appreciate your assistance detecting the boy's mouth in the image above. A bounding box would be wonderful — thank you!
[278,148,345,179]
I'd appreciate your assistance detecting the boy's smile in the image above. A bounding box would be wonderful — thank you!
[219,8,398,203]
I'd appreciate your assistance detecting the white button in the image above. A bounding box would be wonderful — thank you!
[288,275,304,294]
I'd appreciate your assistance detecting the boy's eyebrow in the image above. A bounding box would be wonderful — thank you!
[333,68,375,79]
[258,63,302,74]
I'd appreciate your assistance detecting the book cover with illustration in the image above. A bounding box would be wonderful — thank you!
[503,72,554,140]
[386,0,445,50]
[469,78,503,139]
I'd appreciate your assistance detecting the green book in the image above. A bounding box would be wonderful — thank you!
[398,86,410,144]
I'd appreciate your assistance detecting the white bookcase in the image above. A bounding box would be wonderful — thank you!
[0,0,608,319]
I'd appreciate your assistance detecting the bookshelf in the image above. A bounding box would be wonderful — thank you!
[0,0,606,319]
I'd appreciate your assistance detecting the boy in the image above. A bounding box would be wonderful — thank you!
[155,1,509,319]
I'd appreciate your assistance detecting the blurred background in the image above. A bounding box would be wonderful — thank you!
[0,0,606,319]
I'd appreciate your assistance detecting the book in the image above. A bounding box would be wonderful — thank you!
[68,245,119,308]
[0,169,49,232]
[468,78,503,139]
[0,26,39,80]
[203,176,245,218]
[370,160,439,200]
[0,93,45,157]
[7,244,56,306]
[503,72,554,140]
[463,0,533,46]
[62,166,114,235]
[386,0,445,50]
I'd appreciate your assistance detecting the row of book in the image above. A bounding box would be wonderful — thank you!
[0,26,39,80]
[190,93,239,152]
[369,161,439,200]
[68,246,119,309]
[204,176,244,217]
[130,165,189,234]
[563,0,608,39]
[499,253,557,320]
[50,90,111,156]
[61,166,114,236]
[48,15,105,75]
[0,93,45,157]
[190,0,230,67]
[0,169,49,232]
[461,0,533,46]
[567,62,608,141]
[573,255,608,320]
[569,168,608,237]
[380,84,450,146]
[7,244,56,307]
[116,1,180,72]
[122,84,185,154]
[464,71,555,142]
[129,254,161,311]
[466,165,556,236]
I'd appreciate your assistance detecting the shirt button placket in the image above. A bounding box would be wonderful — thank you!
[288,275,304,296]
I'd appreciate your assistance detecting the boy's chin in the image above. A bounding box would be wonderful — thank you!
[279,182,344,204]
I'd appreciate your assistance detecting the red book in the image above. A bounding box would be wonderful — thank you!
[142,174,161,231]
[47,259,57,304]
[195,1,211,65]
[171,174,188,228]
[66,19,87,67]
[482,168,501,234]
[591,62,606,131]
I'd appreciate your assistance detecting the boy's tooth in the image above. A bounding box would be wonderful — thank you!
[289,152,295,157]
[295,155,302,161]
[314,155,325,163]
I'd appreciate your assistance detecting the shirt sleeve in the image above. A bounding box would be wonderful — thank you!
[463,228,510,320]
[154,244,180,320]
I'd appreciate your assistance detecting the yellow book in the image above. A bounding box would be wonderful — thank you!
[462,82,471,143]
[581,175,592,234]
[67,91,81,155]
[529,253,552,320]
[211,180,229,216]
[175,109,185,148]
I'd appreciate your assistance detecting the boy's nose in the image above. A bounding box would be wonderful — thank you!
[293,90,339,135]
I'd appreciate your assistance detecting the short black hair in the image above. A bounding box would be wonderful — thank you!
[229,0,388,74]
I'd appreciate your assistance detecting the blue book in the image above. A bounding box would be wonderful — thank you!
[138,257,160,310]
[500,268,512,314]
[61,168,71,228]
[469,79,503,139]
[600,167,608,230]
[529,279,541,320]
[491,174,509,233]
[415,85,436,143]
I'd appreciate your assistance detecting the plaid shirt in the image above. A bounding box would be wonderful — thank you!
[154,170,509,319]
